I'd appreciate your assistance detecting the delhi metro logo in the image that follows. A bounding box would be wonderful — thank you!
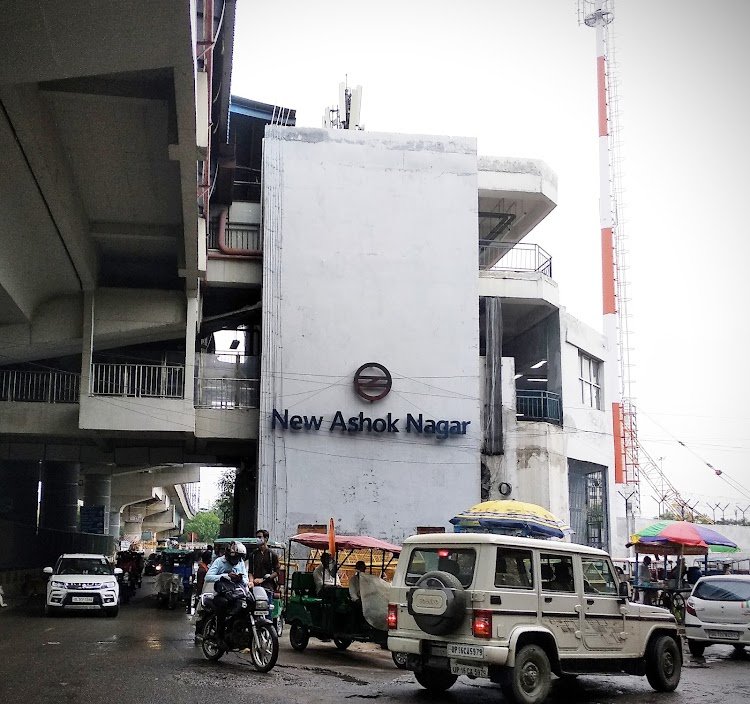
[353,362,392,402]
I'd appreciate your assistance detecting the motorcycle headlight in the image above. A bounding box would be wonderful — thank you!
[51,580,66,588]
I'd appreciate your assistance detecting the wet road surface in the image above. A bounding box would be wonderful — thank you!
[1,577,748,703]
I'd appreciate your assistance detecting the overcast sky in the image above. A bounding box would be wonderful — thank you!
[229,1,750,520]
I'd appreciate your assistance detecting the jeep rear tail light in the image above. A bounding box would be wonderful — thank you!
[387,603,398,630]
[686,598,697,617]
[472,609,492,639]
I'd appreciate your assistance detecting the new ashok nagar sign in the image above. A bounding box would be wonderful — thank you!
[271,362,471,439]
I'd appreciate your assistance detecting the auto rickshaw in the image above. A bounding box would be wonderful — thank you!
[156,548,194,609]
[213,537,286,636]
[283,532,401,653]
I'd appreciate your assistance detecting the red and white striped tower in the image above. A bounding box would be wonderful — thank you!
[581,1,641,519]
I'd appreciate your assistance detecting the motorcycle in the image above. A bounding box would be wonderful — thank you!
[198,581,279,672]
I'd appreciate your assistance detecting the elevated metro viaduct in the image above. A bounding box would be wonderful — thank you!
[0,1,258,586]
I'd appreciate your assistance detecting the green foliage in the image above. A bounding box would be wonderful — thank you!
[184,510,221,543]
[213,468,236,526]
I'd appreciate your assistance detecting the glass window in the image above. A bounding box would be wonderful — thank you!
[540,554,575,593]
[579,351,602,410]
[581,557,618,595]
[55,557,113,576]
[694,579,750,601]
[495,548,534,589]
[405,548,476,588]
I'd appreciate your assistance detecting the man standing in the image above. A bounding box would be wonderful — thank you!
[348,560,367,602]
[250,529,280,595]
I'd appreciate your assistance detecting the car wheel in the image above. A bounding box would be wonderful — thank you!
[44,603,56,617]
[333,637,352,650]
[392,651,408,669]
[732,644,746,653]
[645,634,682,692]
[407,570,466,636]
[289,623,310,652]
[104,606,119,618]
[501,644,552,704]
[688,639,706,657]
[414,669,458,693]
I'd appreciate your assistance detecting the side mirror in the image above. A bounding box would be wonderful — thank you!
[43,567,53,575]
[114,567,123,575]
[619,581,629,598]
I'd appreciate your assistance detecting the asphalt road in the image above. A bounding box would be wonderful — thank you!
[1,577,748,704]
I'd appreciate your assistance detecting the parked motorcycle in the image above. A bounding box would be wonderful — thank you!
[198,581,279,672]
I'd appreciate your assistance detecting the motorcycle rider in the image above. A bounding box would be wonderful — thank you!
[203,540,248,647]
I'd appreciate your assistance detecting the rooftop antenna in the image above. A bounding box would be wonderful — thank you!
[322,76,364,130]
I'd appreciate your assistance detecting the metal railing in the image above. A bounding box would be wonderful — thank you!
[0,369,80,403]
[195,377,260,409]
[90,363,184,399]
[207,223,262,252]
[479,241,552,277]
[516,390,561,423]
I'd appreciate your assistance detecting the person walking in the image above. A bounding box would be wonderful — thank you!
[639,556,654,605]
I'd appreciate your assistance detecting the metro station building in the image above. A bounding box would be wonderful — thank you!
[0,1,621,577]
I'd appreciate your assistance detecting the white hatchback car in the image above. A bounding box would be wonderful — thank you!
[388,533,682,704]
[44,553,121,617]
[684,574,750,656]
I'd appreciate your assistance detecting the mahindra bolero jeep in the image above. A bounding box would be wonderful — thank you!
[387,533,681,704]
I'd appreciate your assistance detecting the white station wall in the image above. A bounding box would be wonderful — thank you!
[259,127,481,544]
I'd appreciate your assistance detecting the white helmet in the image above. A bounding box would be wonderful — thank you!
[225,540,246,565]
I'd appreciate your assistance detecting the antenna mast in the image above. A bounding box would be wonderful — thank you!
[322,77,364,130]
[579,1,641,522]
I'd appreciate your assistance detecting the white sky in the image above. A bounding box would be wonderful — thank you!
[229,0,750,519]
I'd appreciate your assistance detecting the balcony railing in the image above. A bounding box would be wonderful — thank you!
[516,390,561,424]
[195,377,260,409]
[207,223,261,252]
[479,241,552,277]
[90,363,184,399]
[0,370,80,403]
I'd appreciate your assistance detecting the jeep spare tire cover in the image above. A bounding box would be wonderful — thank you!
[407,570,467,636]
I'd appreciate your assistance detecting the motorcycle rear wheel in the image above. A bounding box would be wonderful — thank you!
[201,616,225,661]
[250,622,279,672]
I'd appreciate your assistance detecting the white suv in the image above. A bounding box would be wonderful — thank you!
[387,533,682,704]
[44,553,121,617]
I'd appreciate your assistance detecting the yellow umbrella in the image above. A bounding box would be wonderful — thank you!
[450,500,570,539]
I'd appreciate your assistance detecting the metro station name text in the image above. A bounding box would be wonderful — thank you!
[271,409,470,438]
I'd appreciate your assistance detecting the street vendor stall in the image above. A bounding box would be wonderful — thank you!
[628,521,739,624]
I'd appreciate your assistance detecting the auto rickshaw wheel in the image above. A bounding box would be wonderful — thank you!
[289,623,309,651]
[334,637,352,650]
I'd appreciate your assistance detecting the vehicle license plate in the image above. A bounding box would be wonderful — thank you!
[450,661,488,678]
[706,630,740,640]
[72,596,94,603]
[447,643,485,659]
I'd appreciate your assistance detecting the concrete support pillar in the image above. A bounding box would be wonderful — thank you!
[0,460,40,526]
[39,461,80,532]
[83,470,112,534]
[109,510,121,538]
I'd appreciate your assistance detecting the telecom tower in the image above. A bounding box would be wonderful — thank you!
[322,80,364,130]
[578,2,641,525]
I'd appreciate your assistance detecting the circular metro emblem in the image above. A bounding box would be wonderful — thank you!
[353,362,392,402]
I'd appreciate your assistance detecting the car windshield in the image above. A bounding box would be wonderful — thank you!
[56,557,113,576]
[694,579,750,601]
[405,548,476,588]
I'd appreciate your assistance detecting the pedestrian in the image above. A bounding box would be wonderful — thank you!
[639,556,654,605]
[0,584,7,607]
[250,529,280,596]
[348,560,367,602]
